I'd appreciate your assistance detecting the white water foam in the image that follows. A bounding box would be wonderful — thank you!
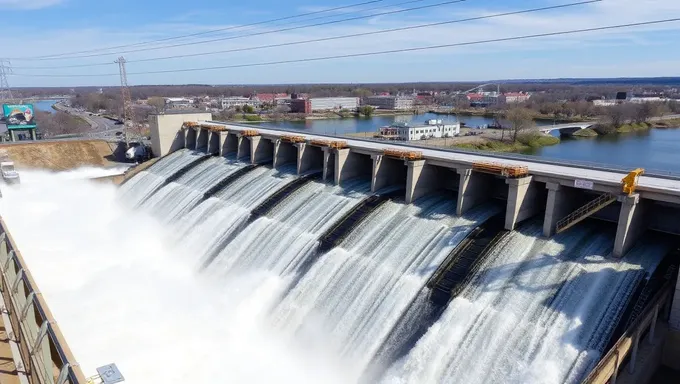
[0,168,352,384]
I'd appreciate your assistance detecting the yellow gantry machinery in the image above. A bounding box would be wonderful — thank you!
[383,148,424,161]
[556,168,645,234]
[281,135,307,143]
[472,161,529,178]
[240,129,260,137]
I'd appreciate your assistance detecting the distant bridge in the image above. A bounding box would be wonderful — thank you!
[539,121,597,134]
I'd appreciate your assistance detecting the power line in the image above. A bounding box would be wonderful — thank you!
[12,0,600,70]
[11,18,680,78]
[12,0,467,61]
[14,0,390,60]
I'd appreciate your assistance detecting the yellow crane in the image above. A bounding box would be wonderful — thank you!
[622,168,644,195]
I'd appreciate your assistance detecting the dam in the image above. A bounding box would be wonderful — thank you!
[0,111,679,383]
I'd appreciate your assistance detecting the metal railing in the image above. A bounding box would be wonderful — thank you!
[0,218,86,384]
[581,281,673,384]
[206,120,680,181]
[556,193,617,234]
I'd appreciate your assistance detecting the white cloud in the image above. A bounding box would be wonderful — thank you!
[0,0,64,10]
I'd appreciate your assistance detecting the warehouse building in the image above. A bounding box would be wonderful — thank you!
[309,97,360,111]
[365,95,415,110]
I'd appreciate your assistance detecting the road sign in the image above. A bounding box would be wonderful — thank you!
[574,179,594,190]
[96,364,125,384]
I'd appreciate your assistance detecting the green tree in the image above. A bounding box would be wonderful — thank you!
[359,105,375,117]
[242,104,255,114]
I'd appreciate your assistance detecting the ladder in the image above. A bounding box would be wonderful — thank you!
[555,192,617,234]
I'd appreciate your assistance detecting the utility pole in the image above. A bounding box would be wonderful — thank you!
[0,59,13,102]
[115,56,134,146]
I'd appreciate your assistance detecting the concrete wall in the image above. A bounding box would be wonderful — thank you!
[249,136,274,165]
[149,112,212,157]
[273,140,297,168]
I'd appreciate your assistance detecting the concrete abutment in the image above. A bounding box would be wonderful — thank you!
[220,132,238,156]
[208,131,220,155]
[456,168,495,216]
[405,161,458,204]
[197,128,209,152]
[614,194,650,258]
[186,128,197,151]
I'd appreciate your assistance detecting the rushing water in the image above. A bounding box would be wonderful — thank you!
[1,151,670,383]
[382,222,665,384]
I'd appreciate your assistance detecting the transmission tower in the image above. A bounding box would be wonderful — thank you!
[0,59,13,102]
[115,56,134,145]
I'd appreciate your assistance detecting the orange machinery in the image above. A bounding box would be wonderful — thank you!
[383,148,424,161]
[472,161,529,178]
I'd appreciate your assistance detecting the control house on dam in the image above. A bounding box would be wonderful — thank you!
[131,111,680,383]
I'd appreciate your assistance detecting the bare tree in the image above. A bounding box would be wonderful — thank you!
[504,108,535,142]
[602,104,634,127]
[147,96,166,113]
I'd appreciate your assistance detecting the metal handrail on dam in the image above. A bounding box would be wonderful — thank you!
[582,280,674,384]
[0,218,86,384]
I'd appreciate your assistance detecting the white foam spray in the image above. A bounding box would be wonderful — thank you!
[0,168,352,384]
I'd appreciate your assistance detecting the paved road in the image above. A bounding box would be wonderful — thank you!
[206,122,680,195]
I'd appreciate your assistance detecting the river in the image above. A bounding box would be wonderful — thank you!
[33,99,59,113]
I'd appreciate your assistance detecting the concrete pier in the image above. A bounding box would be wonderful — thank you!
[405,160,439,204]
[208,131,220,155]
[505,176,544,230]
[371,154,407,193]
[296,143,324,175]
[186,128,197,151]
[542,182,579,237]
[197,129,209,151]
[456,168,493,216]
[236,136,249,161]
[334,149,371,185]
[220,132,238,156]
[250,136,274,165]
[322,147,335,181]
[273,140,297,169]
[613,193,648,258]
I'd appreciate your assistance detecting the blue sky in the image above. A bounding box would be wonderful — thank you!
[2,0,680,87]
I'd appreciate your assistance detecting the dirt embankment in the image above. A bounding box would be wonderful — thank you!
[0,140,119,171]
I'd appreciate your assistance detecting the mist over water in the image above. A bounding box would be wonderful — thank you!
[0,168,352,384]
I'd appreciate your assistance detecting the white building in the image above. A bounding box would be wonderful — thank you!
[221,97,259,109]
[379,119,460,141]
[365,96,415,110]
[165,98,193,109]
[309,97,359,111]
[628,96,666,104]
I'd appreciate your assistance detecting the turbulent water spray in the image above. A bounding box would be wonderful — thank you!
[0,168,352,384]
[3,150,669,384]
[381,223,665,384]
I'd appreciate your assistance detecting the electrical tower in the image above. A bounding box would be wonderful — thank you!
[115,56,134,145]
[0,59,13,102]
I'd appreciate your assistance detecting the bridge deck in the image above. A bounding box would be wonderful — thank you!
[207,122,680,196]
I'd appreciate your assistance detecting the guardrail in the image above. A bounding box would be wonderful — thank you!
[581,281,673,384]
[0,217,86,384]
[206,121,680,181]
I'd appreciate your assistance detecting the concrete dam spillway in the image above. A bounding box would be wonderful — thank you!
[113,148,670,383]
